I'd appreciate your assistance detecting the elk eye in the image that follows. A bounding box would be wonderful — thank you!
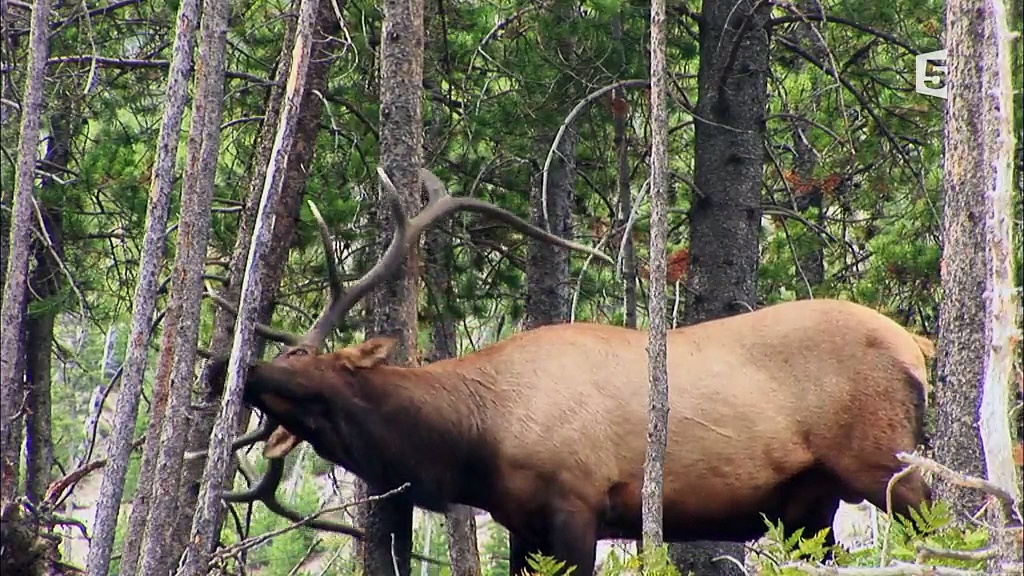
[286,348,310,358]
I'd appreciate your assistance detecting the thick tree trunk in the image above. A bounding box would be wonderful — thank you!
[670,0,770,573]
[935,9,1022,572]
[357,0,425,571]
[135,0,230,571]
[23,111,71,505]
[526,130,576,328]
[0,0,50,511]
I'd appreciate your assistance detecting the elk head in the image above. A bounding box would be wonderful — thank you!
[203,167,609,514]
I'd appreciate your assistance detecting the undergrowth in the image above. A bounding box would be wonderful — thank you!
[517,501,992,576]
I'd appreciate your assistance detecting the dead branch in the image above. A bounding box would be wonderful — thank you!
[896,452,1019,507]
[779,561,987,575]
[915,543,997,563]
[211,483,411,565]
[43,436,146,508]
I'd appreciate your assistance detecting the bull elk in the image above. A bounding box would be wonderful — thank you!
[205,169,933,576]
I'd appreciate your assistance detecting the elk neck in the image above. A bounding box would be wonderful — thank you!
[303,361,501,512]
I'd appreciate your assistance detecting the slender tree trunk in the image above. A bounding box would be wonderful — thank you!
[0,0,51,510]
[670,0,770,573]
[936,9,1022,572]
[357,0,425,572]
[642,0,669,551]
[611,11,636,329]
[170,0,344,561]
[424,214,482,576]
[136,0,230,571]
[89,1,201,572]
[784,4,827,290]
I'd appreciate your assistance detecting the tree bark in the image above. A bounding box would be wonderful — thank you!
[0,0,51,510]
[135,0,230,570]
[670,0,770,573]
[936,8,1022,571]
[168,0,343,562]
[424,213,482,576]
[611,11,637,329]
[175,1,321,572]
[642,0,669,550]
[526,137,576,328]
[357,0,425,571]
[23,111,71,504]
[89,0,201,572]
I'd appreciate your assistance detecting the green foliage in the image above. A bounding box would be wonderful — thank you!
[601,544,682,576]
[748,501,990,575]
[837,501,989,571]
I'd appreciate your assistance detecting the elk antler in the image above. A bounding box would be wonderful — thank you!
[213,167,608,508]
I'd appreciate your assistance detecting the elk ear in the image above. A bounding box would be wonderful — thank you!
[348,337,397,369]
[263,426,301,459]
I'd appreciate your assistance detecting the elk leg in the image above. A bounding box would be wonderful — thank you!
[791,495,840,562]
[509,532,545,576]
[546,506,597,576]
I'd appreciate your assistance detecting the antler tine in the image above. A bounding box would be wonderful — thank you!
[407,169,612,264]
[222,453,285,503]
[306,200,345,317]
[185,413,278,463]
[299,172,409,349]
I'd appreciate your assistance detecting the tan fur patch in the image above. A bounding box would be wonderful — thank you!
[328,337,397,369]
[263,426,301,458]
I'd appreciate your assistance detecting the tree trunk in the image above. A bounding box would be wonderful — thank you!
[611,11,636,329]
[23,111,70,504]
[526,136,576,329]
[135,0,230,570]
[936,8,1022,572]
[424,213,482,576]
[24,211,58,504]
[0,0,51,510]
[91,1,202,572]
[641,0,669,551]
[168,0,344,562]
[670,0,770,573]
[175,1,322,572]
[357,0,425,571]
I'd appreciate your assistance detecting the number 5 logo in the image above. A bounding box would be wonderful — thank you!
[915,49,948,100]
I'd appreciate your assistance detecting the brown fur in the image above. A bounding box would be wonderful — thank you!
[209,298,933,575]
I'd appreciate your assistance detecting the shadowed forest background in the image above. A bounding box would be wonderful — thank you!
[0,0,1022,574]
